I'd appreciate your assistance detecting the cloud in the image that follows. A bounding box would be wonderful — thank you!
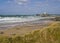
[21,0,27,1]
[15,0,28,2]
[15,0,28,5]
[5,0,28,5]
[17,2,23,5]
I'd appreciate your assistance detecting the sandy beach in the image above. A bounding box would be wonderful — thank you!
[0,20,54,37]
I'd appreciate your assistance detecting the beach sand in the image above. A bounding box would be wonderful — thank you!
[0,20,54,37]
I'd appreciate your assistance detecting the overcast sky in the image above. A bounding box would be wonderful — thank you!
[0,0,60,14]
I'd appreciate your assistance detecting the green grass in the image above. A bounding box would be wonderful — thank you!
[0,22,60,43]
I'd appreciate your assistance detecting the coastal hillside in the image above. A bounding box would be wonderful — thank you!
[0,22,60,43]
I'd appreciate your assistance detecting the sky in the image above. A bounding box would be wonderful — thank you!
[0,0,60,14]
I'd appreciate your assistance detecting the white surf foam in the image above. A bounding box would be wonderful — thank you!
[0,16,41,23]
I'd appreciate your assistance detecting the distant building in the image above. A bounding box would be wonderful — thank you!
[43,12,47,14]
[36,12,50,17]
